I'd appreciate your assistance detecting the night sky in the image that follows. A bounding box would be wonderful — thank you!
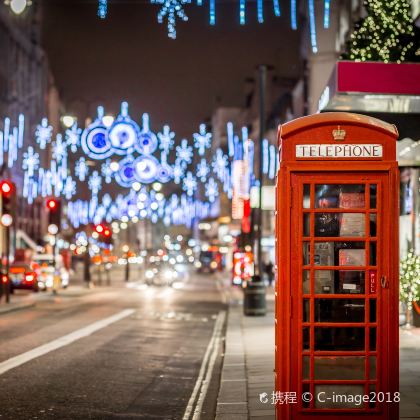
[42,0,301,137]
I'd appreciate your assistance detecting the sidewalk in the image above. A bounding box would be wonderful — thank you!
[0,283,115,316]
[400,328,420,418]
[216,286,275,420]
[0,293,36,314]
[216,285,420,420]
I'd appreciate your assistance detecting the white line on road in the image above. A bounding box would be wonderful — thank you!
[183,310,226,420]
[192,314,224,420]
[0,308,136,376]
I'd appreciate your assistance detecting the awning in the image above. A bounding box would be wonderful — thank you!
[319,61,420,140]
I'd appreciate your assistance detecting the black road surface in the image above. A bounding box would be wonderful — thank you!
[0,268,227,420]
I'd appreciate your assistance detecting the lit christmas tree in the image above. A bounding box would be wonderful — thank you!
[400,251,420,327]
[341,0,420,63]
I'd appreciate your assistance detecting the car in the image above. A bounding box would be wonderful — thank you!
[9,263,38,292]
[31,254,70,290]
[145,261,178,287]
[196,250,219,273]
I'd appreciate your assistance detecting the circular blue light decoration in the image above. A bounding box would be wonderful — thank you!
[134,155,159,184]
[109,122,139,155]
[81,107,113,160]
[108,102,141,156]
[115,157,137,188]
[135,114,158,155]
[157,162,173,183]
[135,131,158,155]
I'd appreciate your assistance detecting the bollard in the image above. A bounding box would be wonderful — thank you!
[243,275,266,316]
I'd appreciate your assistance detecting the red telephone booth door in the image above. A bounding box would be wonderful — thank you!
[288,172,397,419]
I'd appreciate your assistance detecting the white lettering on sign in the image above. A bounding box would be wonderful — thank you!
[296,144,383,158]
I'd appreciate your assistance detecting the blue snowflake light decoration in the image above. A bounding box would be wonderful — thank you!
[35,118,53,150]
[172,160,185,184]
[89,171,102,196]
[196,158,210,181]
[52,134,67,163]
[182,171,197,196]
[158,125,175,154]
[176,139,193,165]
[65,123,82,153]
[101,159,114,184]
[75,157,89,182]
[64,176,77,200]
[193,123,212,156]
[151,0,191,39]
[22,146,40,178]
[205,177,219,203]
[212,148,228,181]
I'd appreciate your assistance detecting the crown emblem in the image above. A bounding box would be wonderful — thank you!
[332,126,346,141]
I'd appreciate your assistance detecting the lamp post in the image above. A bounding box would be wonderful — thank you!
[255,64,267,280]
[122,244,130,282]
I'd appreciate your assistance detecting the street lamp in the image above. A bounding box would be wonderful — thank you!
[102,115,114,127]
[0,214,13,227]
[61,115,76,128]
[5,0,31,15]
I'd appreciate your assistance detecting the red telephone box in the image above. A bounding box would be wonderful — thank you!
[275,113,399,419]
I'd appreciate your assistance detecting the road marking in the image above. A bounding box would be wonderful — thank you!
[221,379,246,382]
[0,309,135,376]
[183,310,226,420]
[217,402,247,405]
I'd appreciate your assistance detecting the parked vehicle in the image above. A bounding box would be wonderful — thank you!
[9,263,38,292]
[31,254,70,290]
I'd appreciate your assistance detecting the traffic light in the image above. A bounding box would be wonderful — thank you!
[103,227,112,245]
[94,224,112,245]
[94,224,104,234]
[46,198,61,233]
[0,180,16,227]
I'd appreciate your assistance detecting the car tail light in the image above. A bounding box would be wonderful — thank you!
[25,272,35,282]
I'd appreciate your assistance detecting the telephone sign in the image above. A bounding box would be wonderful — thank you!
[275,113,399,419]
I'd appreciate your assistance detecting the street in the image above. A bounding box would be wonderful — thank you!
[0,267,227,420]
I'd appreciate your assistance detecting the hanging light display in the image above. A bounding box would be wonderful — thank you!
[3,101,280,229]
[96,0,326,46]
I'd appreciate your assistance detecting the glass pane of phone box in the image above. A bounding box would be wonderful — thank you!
[315,185,365,209]
[312,242,366,268]
[315,213,365,237]
[315,270,365,294]
[315,327,365,351]
[315,299,365,322]
[314,356,365,380]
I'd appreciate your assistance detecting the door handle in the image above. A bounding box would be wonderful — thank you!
[380,275,389,289]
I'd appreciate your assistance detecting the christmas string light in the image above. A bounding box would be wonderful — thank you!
[308,0,318,53]
[323,0,331,28]
[342,0,417,63]
[239,0,246,25]
[291,0,297,29]
[273,0,280,17]
[98,0,107,18]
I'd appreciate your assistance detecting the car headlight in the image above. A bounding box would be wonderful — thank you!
[164,270,173,280]
[145,270,154,279]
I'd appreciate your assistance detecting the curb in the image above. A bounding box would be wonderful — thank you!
[215,304,249,420]
[0,301,35,315]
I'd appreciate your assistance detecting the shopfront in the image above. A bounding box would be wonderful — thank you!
[318,61,420,258]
